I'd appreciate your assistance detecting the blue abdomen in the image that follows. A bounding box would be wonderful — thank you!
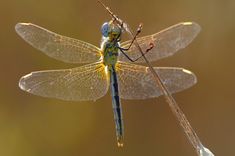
[109,65,124,146]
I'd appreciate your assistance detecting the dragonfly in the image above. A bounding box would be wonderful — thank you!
[16,20,200,147]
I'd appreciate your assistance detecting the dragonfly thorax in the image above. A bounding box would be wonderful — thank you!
[101,21,122,67]
[101,38,120,67]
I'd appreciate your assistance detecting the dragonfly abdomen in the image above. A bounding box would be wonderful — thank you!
[109,65,124,147]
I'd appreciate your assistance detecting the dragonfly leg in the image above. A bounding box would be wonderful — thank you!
[120,24,143,51]
[118,42,154,62]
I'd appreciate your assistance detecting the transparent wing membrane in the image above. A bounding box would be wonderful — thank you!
[15,23,101,63]
[19,62,109,101]
[116,61,197,99]
[119,22,201,63]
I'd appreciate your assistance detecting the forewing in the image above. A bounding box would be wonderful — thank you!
[119,22,201,63]
[19,62,109,101]
[15,23,101,63]
[116,61,197,99]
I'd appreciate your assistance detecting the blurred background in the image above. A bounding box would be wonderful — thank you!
[0,0,234,155]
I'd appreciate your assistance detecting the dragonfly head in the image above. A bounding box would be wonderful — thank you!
[101,21,121,41]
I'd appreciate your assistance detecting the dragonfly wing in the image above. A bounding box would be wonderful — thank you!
[19,62,109,101]
[116,61,197,99]
[15,23,101,63]
[119,22,201,63]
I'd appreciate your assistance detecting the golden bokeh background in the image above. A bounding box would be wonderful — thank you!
[0,0,234,155]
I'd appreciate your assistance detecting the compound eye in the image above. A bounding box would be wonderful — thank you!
[101,22,109,37]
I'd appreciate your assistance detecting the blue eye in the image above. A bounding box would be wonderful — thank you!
[101,22,109,37]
